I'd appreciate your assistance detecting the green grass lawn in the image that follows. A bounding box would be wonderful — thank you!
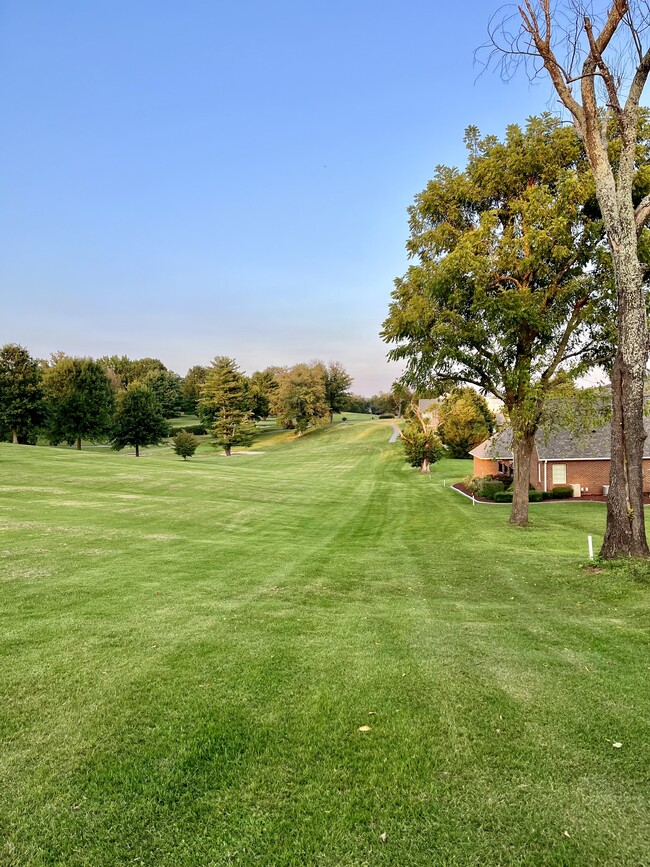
[1,421,649,866]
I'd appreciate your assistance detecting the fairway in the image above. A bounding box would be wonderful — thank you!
[1,422,649,866]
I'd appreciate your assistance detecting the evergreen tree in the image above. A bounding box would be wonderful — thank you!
[182,365,209,413]
[211,410,258,457]
[198,356,249,426]
[111,384,169,457]
[0,344,44,444]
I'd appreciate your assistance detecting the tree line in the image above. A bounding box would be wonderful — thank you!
[0,347,359,456]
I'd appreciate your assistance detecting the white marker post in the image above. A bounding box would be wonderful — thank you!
[472,493,475,506]
[588,535,594,560]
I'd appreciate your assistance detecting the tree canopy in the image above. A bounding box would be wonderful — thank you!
[44,356,115,449]
[0,344,44,444]
[111,384,169,457]
[270,363,330,433]
[382,115,610,524]
[437,388,495,459]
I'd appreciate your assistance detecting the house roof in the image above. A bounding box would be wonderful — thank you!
[470,418,650,462]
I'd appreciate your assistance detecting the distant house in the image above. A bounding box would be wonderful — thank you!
[470,420,650,496]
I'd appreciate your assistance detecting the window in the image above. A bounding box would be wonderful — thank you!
[552,464,567,485]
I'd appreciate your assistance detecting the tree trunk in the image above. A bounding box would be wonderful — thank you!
[76,437,81,450]
[421,458,430,473]
[509,431,535,527]
[225,445,231,456]
[135,444,140,457]
[11,428,18,444]
[600,243,650,558]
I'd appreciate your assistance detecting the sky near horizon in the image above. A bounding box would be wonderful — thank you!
[0,1,559,395]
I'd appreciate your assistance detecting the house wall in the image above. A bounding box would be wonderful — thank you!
[473,457,499,477]
[535,458,650,494]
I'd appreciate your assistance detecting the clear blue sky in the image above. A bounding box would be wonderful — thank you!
[0,1,557,394]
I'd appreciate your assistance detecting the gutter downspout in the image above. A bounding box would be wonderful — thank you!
[543,459,548,492]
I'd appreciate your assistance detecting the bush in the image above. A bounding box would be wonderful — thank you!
[178,424,208,436]
[462,475,486,494]
[542,491,552,500]
[552,485,574,499]
[529,490,543,502]
[172,430,199,460]
[479,480,504,500]
[494,491,513,503]
[378,413,394,419]
[341,417,347,422]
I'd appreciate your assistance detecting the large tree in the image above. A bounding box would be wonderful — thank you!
[44,356,115,449]
[270,363,330,434]
[111,384,169,457]
[323,361,353,421]
[382,115,609,525]
[182,365,209,413]
[198,356,249,427]
[248,369,279,420]
[140,368,184,418]
[487,1,650,554]
[0,344,44,444]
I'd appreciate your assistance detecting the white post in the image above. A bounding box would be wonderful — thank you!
[588,535,594,560]
[472,494,475,506]
[443,479,446,487]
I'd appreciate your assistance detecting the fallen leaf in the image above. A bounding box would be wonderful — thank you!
[368,711,377,716]
[563,830,571,838]
[379,832,387,843]
[612,742,622,749]
[358,725,371,733]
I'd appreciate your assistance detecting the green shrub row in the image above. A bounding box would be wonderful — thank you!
[170,423,208,436]
[493,489,544,503]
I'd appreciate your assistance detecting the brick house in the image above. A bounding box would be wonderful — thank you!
[469,421,650,496]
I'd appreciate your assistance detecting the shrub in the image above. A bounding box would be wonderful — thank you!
[378,413,394,419]
[178,424,208,436]
[528,490,543,502]
[494,491,513,503]
[172,430,199,460]
[552,485,574,499]
[479,480,504,500]
[462,475,488,494]
[341,417,347,422]
[542,491,552,500]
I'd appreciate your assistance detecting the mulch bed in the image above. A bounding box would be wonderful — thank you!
[452,483,650,505]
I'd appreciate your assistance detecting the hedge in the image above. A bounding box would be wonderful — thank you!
[494,491,513,503]
[479,480,505,500]
[551,485,574,499]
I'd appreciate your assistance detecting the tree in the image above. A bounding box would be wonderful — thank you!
[198,356,249,427]
[172,430,200,460]
[270,363,330,433]
[211,410,258,456]
[437,388,495,458]
[248,369,279,420]
[0,344,44,444]
[98,356,167,390]
[44,356,115,449]
[382,116,609,525]
[323,361,353,421]
[182,365,209,413]
[486,2,650,554]
[140,368,183,417]
[400,405,445,473]
[111,384,169,457]
[389,381,413,417]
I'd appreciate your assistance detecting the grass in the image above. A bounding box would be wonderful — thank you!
[1,421,649,866]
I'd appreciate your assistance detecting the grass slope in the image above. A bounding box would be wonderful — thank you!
[1,422,649,866]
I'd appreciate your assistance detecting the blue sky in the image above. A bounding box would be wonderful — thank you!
[0,1,557,394]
